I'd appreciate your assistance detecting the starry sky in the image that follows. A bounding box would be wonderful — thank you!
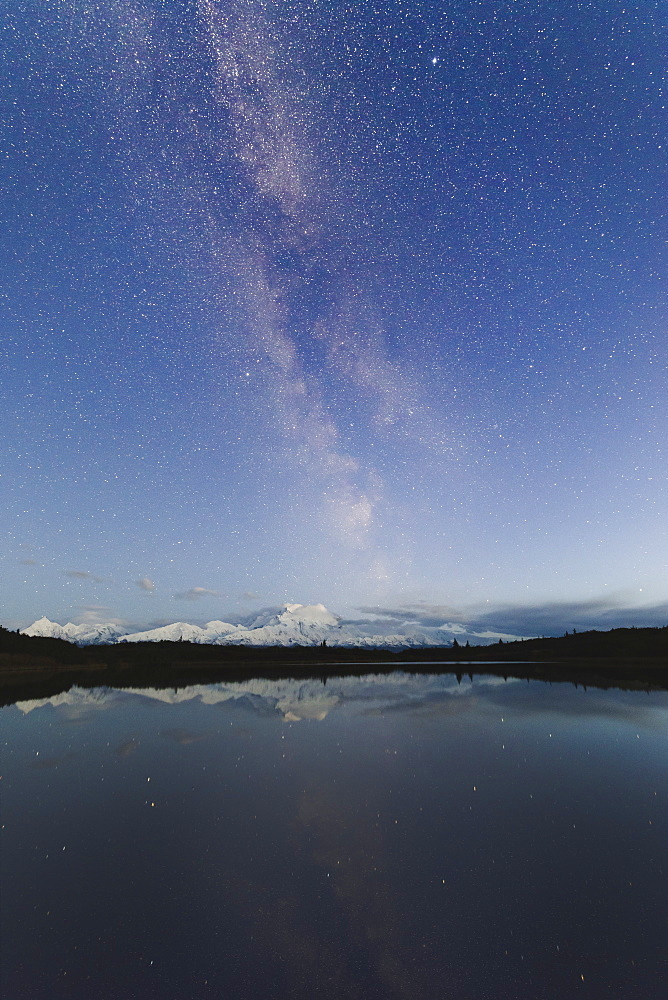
[3,0,667,632]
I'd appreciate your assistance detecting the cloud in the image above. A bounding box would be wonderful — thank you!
[355,603,466,628]
[63,569,105,583]
[467,599,668,636]
[19,558,38,566]
[241,591,260,600]
[75,606,127,626]
[356,598,668,636]
[174,587,220,601]
[136,577,155,592]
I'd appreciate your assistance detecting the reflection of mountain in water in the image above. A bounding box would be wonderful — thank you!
[16,673,512,721]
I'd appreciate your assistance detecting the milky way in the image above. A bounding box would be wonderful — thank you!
[3,1,667,630]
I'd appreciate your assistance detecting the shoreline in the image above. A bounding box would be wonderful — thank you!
[3,623,667,704]
[2,653,667,707]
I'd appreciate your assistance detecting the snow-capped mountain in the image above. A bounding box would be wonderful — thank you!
[219,603,342,646]
[121,620,242,644]
[21,617,130,645]
[21,603,528,649]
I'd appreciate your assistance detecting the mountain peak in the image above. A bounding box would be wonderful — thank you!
[277,603,340,627]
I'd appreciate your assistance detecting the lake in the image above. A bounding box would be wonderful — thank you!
[2,670,666,999]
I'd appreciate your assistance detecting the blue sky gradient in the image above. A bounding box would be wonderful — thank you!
[2,0,667,632]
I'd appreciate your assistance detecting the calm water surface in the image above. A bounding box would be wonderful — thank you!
[2,672,667,999]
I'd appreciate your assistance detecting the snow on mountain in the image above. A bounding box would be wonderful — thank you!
[120,620,241,644]
[244,603,339,630]
[281,603,340,627]
[223,603,342,646]
[20,617,129,644]
[20,603,530,649]
[21,617,72,640]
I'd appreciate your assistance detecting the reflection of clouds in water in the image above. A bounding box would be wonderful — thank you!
[28,755,64,770]
[159,728,209,745]
[115,738,140,757]
[361,691,479,718]
[480,685,668,731]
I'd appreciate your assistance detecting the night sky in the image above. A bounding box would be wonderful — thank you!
[3,0,667,632]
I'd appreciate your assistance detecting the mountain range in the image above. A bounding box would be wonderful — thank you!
[21,603,526,649]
